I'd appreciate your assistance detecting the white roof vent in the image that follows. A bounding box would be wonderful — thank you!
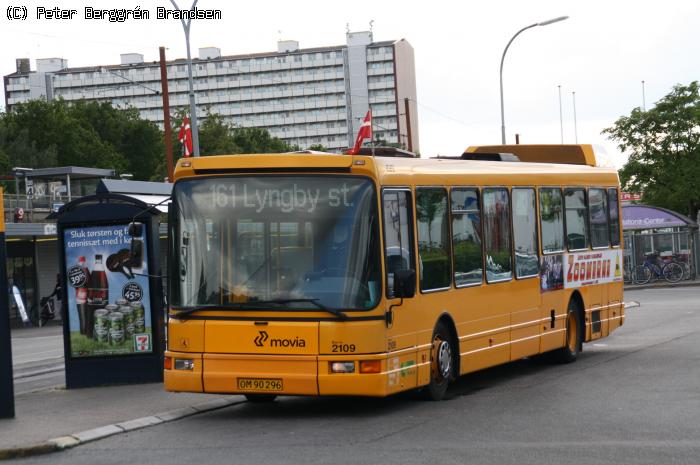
[120,53,144,65]
[278,40,299,53]
[199,47,221,60]
[36,58,67,73]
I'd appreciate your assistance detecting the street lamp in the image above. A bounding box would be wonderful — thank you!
[499,16,569,144]
[170,0,201,157]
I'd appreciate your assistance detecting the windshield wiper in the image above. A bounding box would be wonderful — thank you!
[170,300,347,320]
[169,305,239,320]
[249,298,348,320]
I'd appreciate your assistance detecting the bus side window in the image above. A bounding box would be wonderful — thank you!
[451,188,483,286]
[539,188,565,253]
[589,188,610,248]
[416,187,451,291]
[512,188,539,278]
[382,190,415,298]
[483,188,513,283]
[608,189,621,247]
[564,188,589,250]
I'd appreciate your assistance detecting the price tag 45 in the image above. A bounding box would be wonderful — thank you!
[122,282,144,302]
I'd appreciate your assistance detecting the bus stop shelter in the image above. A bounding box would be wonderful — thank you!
[622,205,698,281]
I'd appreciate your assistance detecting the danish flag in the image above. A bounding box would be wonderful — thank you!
[348,110,372,155]
[178,116,193,158]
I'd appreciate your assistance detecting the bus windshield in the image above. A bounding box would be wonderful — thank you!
[170,176,381,311]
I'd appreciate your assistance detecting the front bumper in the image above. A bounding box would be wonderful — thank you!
[164,350,427,397]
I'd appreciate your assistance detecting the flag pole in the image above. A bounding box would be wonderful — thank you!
[370,109,375,157]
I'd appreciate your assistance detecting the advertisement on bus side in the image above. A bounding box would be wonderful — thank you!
[564,249,623,288]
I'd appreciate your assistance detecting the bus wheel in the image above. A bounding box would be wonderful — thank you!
[553,299,582,363]
[423,321,455,401]
[245,394,277,403]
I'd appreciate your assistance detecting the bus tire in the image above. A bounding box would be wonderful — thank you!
[245,394,277,403]
[422,320,456,401]
[553,299,582,363]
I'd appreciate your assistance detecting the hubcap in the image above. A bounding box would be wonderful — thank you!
[436,340,452,379]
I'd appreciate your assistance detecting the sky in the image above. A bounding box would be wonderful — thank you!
[1,0,699,168]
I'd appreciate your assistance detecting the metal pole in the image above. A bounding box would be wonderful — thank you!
[499,16,569,145]
[171,0,201,157]
[641,80,646,111]
[558,85,564,144]
[0,189,15,419]
[159,47,174,181]
[572,91,578,144]
[500,23,536,144]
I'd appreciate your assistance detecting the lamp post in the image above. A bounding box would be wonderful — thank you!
[572,91,578,143]
[499,16,569,144]
[170,0,201,157]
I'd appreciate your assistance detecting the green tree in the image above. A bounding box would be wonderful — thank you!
[232,127,295,153]
[198,113,239,155]
[0,99,163,180]
[603,81,700,219]
[154,112,297,180]
[68,101,163,180]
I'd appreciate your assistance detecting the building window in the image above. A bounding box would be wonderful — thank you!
[416,188,450,291]
[512,188,539,278]
[540,188,564,253]
[451,188,482,287]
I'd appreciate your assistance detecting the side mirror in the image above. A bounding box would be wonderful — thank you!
[394,269,416,299]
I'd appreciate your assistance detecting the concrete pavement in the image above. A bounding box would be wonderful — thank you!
[0,381,244,459]
[2,325,244,459]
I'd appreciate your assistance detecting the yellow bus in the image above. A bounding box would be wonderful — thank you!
[164,144,624,401]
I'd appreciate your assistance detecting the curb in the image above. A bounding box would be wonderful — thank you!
[624,279,700,291]
[0,397,245,460]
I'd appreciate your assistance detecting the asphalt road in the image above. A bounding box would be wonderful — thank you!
[15,287,700,465]
[10,325,65,395]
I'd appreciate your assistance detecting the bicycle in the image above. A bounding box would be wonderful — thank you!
[632,253,684,285]
[38,296,56,327]
[668,253,692,280]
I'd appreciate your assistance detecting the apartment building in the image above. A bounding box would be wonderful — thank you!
[4,31,419,152]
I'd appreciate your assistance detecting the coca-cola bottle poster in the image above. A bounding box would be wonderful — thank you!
[63,224,153,358]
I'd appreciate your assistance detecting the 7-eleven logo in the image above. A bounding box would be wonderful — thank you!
[134,334,151,352]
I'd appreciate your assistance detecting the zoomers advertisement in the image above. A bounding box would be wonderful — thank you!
[63,224,153,358]
[564,249,623,289]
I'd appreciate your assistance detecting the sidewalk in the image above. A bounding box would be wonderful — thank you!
[2,325,245,459]
[623,277,700,291]
[0,382,244,459]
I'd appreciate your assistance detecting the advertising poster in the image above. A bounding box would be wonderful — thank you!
[63,224,153,358]
[565,249,623,289]
[540,254,564,292]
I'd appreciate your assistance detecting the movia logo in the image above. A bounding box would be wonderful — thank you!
[253,331,306,348]
[254,331,269,347]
